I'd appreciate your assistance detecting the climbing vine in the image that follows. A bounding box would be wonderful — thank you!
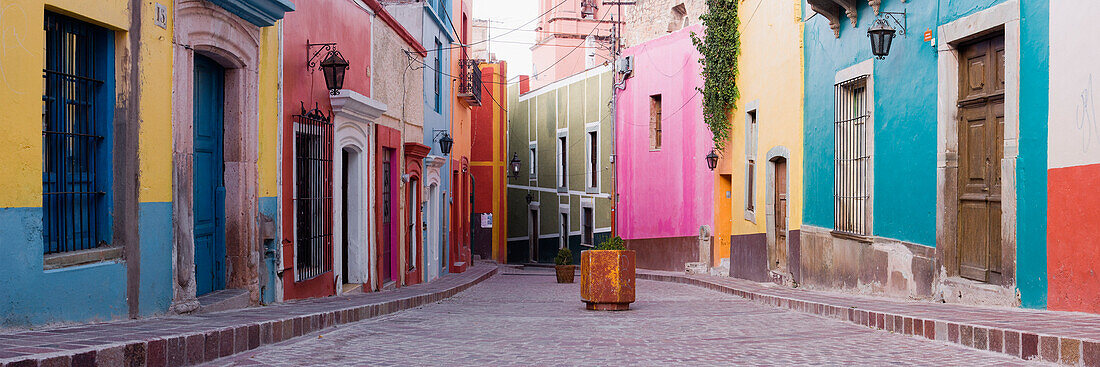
[690,0,740,152]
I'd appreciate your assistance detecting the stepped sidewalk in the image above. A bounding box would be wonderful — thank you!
[0,263,498,367]
[638,270,1100,366]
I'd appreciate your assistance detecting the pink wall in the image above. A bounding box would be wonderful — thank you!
[283,0,375,113]
[616,24,713,240]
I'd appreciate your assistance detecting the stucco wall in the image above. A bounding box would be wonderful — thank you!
[802,0,1049,307]
[620,0,705,48]
[616,24,713,241]
[505,66,613,263]
[1046,0,1095,313]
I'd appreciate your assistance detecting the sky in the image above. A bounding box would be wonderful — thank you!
[472,0,539,77]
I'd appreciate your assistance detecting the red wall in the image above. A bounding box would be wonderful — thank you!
[280,0,375,300]
[1047,163,1100,313]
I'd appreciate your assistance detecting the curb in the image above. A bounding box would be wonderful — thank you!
[638,272,1099,366]
[1,265,498,367]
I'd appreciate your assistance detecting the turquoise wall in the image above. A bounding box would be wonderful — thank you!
[803,0,1047,307]
[0,203,176,326]
[1017,0,1048,309]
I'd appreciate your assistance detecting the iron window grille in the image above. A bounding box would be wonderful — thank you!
[42,12,112,254]
[833,76,871,236]
[294,106,334,281]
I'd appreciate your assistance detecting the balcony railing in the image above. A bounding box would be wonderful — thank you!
[457,58,482,106]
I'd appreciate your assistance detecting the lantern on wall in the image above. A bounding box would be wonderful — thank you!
[509,152,522,179]
[319,50,350,95]
[867,10,907,60]
[438,132,454,155]
[705,150,719,171]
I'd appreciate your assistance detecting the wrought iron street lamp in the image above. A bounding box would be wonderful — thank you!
[319,50,349,95]
[307,42,349,95]
[509,153,521,179]
[705,150,719,171]
[867,10,907,60]
[439,133,453,155]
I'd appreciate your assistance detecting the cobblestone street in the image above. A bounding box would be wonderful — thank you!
[211,268,1042,366]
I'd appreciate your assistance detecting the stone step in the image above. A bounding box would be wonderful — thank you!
[196,289,250,314]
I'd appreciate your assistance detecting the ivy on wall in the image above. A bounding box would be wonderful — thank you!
[690,0,740,152]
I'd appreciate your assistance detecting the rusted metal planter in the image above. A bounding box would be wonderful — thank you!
[580,250,636,311]
[555,265,576,283]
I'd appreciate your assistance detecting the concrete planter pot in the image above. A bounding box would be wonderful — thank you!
[555,265,576,283]
[579,250,636,311]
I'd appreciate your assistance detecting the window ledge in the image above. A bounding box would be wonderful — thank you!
[44,246,123,270]
[557,186,568,193]
[585,187,599,194]
[830,230,873,243]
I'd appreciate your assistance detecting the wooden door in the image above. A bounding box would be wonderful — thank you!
[193,55,226,296]
[529,208,539,262]
[956,34,1005,283]
[382,150,393,283]
[772,158,788,271]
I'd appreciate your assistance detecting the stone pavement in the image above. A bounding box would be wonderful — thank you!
[0,263,497,367]
[637,270,1100,366]
[212,267,1045,366]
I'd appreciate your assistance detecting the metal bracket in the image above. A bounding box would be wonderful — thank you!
[879,10,908,37]
[306,41,338,70]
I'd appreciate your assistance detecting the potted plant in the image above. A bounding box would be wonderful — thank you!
[554,247,575,283]
[580,236,636,311]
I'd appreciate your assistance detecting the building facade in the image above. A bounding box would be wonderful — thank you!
[615,24,714,271]
[529,0,621,89]
[0,0,290,326]
[471,61,509,263]
[280,0,427,300]
[506,65,614,264]
[383,0,456,283]
[449,0,478,273]
[714,0,804,284]
[801,0,1049,308]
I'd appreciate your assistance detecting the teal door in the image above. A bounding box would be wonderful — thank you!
[194,55,226,296]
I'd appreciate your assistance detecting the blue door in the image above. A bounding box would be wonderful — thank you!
[194,55,226,296]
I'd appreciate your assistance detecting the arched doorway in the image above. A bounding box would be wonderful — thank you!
[425,183,440,281]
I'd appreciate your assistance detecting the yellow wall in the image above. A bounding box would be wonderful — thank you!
[718,0,804,237]
[138,0,174,203]
[0,0,137,207]
[258,24,281,197]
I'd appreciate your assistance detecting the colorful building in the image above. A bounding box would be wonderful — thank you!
[529,0,621,89]
[615,24,714,271]
[715,0,804,284]
[471,61,509,263]
[280,0,427,299]
[801,0,1049,308]
[449,0,478,273]
[1046,1,1096,313]
[383,0,456,283]
[506,65,614,264]
[0,0,290,326]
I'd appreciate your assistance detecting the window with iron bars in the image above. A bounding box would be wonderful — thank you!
[834,76,871,236]
[42,12,113,255]
[294,107,334,281]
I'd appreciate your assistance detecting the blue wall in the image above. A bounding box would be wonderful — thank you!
[0,202,177,326]
[138,202,174,317]
[421,0,454,275]
[0,207,127,326]
[802,0,1048,307]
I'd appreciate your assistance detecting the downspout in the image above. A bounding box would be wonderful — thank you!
[125,0,144,319]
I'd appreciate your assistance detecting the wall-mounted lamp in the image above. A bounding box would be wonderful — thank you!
[509,152,521,180]
[525,192,534,204]
[308,41,349,95]
[868,10,907,60]
[432,129,453,155]
[705,149,719,171]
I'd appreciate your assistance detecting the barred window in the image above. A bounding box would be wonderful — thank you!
[42,12,113,254]
[294,109,333,281]
[834,76,871,235]
[649,94,662,150]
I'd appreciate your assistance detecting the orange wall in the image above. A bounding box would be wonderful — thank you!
[471,62,508,262]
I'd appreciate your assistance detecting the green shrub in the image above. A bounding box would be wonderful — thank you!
[595,236,626,251]
[554,247,573,265]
